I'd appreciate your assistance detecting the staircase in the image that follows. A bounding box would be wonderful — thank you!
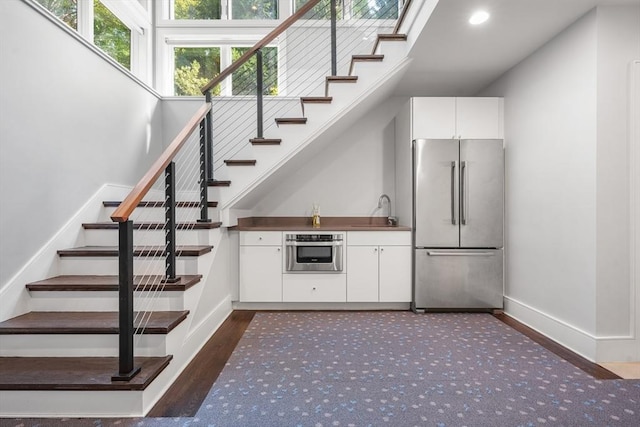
[0,0,439,418]
[0,197,228,417]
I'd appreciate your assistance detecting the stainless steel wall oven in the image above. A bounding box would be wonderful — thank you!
[285,233,344,272]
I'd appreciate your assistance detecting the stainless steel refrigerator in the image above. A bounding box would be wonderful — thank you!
[412,138,504,311]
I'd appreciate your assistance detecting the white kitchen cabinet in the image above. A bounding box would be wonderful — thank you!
[347,231,412,303]
[282,273,346,302]
[378,245,412,302]
[239,232,283,302]
[347,246,379,302]
[411,97,503,140]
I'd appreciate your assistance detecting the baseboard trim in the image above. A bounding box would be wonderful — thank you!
[504,296,597,361]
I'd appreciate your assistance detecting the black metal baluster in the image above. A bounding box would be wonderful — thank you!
[199,111,212,223]
[256,49,264,138]
[164,162,180,282]
[112,220,140,381]
[331,0,337,76]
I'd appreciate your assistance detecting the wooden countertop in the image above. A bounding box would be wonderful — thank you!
[232,217,411,232]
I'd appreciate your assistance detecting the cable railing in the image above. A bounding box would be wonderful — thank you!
[109,0,413,382]
[205,0,406,172]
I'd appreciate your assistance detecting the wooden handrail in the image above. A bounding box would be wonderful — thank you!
[111,103,212,222]
[393,0,414,34]
[200,0,322,94]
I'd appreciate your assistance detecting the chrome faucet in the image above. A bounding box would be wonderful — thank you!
[378,194,397,226]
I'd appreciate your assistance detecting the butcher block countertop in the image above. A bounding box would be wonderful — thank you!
[232,217,411,231]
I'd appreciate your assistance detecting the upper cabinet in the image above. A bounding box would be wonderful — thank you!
[411,97,504,140]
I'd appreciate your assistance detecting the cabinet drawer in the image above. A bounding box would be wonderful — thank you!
[347,231,411,246]
[282,274,346,302]
[240,231,282,246]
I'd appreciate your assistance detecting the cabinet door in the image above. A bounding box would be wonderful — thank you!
[456,98,503,139]
[379,246,412,302]
[239,246,282,302]
[412,97,456,139]
[346,246,379,302]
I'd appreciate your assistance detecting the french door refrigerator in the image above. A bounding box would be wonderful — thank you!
[412,138,504,312]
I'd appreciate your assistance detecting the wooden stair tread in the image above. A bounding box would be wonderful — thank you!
[57,245,213,257]
[352,54,385,60]
[82,221,222,230]
[0,355,172,391]
[326,75,358,82]
[275,117,307,125]
[223,160,257,166]
[103,201,218,208]
[0,311,189,335]
[26,275,202,292]
[250,138,281,145]
[300,96,333,103]
[207,179,231,187]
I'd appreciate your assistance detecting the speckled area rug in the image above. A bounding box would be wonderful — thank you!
[191,311,640,426]
[3,312,639,427]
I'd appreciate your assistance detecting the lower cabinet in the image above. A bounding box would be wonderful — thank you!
[282,273,347,302]
[238,230,411,303]
[347,232,412,303]
[239,232,283,302]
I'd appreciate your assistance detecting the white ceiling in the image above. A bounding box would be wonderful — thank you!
[395,0,640,96]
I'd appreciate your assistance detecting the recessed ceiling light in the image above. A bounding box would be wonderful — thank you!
[469,10,490,25]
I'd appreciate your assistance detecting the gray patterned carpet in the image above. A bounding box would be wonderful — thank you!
[3,312,640,426]
[188,312,640,426]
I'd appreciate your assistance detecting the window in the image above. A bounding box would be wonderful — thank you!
[35,0,78,29]
[174,47,221,96]
[94,0,131,69]
[231,0,278,20]
[231,47,278,95]
[293,0,398,20]
[352,0,398,19]
[173,0,222,19]
[169,0,278,20]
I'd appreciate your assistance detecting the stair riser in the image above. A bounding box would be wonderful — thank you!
[28,291,189,312]
[102,207,219,223]
[83,229,215,246]
[58,253,211,276]
[0,334,169,357]
[0,390,146,417]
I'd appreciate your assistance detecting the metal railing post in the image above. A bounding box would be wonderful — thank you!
[330,0,337,76]
[198,110,212,223]
[164,162,179,282]
[112,220,140,381]
[205,92,214,183]
[256,49,264,138]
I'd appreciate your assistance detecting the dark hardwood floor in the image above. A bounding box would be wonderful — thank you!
[147,310,620,417]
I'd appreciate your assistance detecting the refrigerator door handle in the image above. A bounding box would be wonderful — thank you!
[426,251,495,257]
[450,161,457,225]
[460,161,467,225]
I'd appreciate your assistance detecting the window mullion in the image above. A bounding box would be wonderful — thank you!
[77,0,94,42]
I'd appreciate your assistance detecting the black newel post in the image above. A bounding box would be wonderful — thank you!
[112,220,140,381]
[198,105,212,223]
[205,91,214,183]
[164,162,180,282]
[330,0,337,76]
[256,49,264,138]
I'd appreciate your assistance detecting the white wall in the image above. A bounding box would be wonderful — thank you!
[481,5,640,361]
[481,9,599,358]
[250,97,404,218]
[0,0,164,287]
[594,6,639,345]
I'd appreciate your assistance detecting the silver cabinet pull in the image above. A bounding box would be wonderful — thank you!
[426,251,495,256]
[460,161,467,225]
[451,161,457,225]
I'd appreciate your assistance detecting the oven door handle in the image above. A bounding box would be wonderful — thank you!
[285,241,343,246]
